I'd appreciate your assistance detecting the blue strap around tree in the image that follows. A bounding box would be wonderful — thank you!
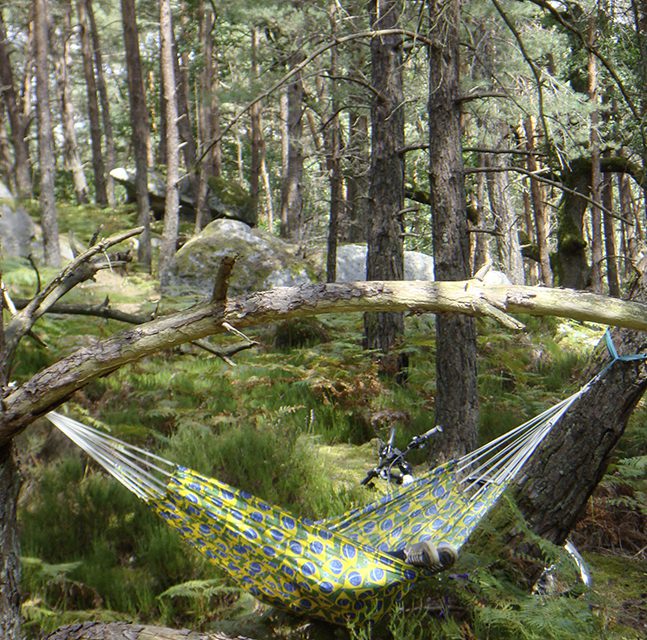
[598,329,647,378]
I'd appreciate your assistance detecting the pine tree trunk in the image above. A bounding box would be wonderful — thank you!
[588,15,603,293]
[34,0,61,267]
[0,11,32,197]
[344,110,369,243]
[325,2,343,283]
[602,160,620,296]
[55,0,89,204]
[121,0,151,270]
[484,152,524,284]
[0,444,21,640]
[514,272,647,583]
[87,0,116,206]
[77,0,107,207]
[279,54,304,242]
[249,27,264,225]
[158,0,180,286]
[364,0,405,370]
[428,0,478,457]
[523,116,553,286]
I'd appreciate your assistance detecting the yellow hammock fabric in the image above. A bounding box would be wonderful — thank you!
[45,384,585,625]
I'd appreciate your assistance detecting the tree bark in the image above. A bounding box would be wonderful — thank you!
[43,621,251,640]
[249,27,264,225]
[55,0,89,204]
[325,2,343,283]
[344,110,369,243]
[602,157,620,296]
[484,151,525,284]
[279,53,305,242]
[523,116,552,286]
[0,445,21,640]
[515,271,647,582]
[0,10,32,198]
[121,0,152,270]
[34,0,61,267]
[77,0,107,207]
[364,0,405,368]
[158,0,180,285]
[428,0,478,457]
[87,0,116,206]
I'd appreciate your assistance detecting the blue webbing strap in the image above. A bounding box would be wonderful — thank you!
[595,329,647,381]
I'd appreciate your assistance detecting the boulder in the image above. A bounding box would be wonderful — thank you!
[0,181,34,259]
[110,168,257,226]
[334,243,435,282]
[164,219,314,296]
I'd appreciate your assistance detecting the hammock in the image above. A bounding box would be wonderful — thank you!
[44,383,588,625]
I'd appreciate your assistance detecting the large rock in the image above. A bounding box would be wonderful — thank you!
[0,181,34,259]
[165,219,314,296]
[334,243,435,282]
[110,168,257,226]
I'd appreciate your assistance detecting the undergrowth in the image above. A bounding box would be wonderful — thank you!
[4,235,643,639]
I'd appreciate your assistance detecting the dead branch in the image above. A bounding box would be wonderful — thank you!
[3,279,647,445]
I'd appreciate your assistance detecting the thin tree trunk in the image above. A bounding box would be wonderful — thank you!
[158,0,180,286]
[121,0,151,270]
[589,13,603,293]
[87,0,115,206]
[344,110,369,243]
[602,161,620,296]
[34,0,61,267]
[55,0,88,204]
[279,54,304,241]
[0,444,21,640]
[77,0,107,207]
[0,11,32,197]
[484,152,524,284]
[173,21,197,173]
[0,110,12,183]
[428,0,478,457]
[249,27,264,225]
[364,0,405,375]
[325,2,343,283]
[523,116,553,286]
[261,157,274,229]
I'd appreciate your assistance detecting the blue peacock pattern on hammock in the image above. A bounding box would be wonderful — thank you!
[150,462,505,624]
[153,467,423,624]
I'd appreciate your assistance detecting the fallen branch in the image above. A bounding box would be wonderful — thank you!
[3,279,647,444]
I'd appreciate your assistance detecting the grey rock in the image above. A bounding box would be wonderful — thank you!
[165,219,314,296]
[0,181,34,259]
[334,243,435,282]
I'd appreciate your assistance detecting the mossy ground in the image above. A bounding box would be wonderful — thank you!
[4,204,646,639]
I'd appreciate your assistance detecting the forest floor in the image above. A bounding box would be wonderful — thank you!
[5,204,647,640]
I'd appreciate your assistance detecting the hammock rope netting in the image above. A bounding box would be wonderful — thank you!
[45,380,591,625]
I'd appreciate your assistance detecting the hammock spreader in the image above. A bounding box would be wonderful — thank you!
[45,333,640,625]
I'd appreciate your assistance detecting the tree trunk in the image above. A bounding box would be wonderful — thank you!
[364,0,405,373]
[515,272,647,584]
[34,0,61,267]
[484,152,524,284]
[602,160,620,296]
[44,621,249,640]
[344,110,369,243]
[523,116,552,286]
[77,0,107,207]
[428,0,478,457]
[249,27,264,225]
[0,11,32,198]
[0,444,21,640]
[588,14,603,293]
[158,0,180,286]
[279,54,305,242]
[87,0,116,206]
[55,0,88,204]
[325,2,343,283]
[121,0,152,270]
